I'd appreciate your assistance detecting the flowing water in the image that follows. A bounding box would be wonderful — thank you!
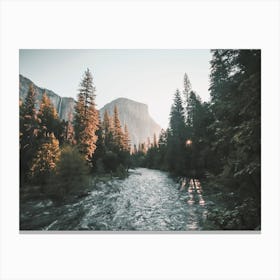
[20,168,209,231]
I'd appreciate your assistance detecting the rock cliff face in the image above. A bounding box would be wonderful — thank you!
[19,75,75,121]
[19,75,162,146]
[100,98,161,146]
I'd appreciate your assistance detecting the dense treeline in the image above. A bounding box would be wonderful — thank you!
[20,50,260,228]
[135,50,261,229]
[20,69,131,198]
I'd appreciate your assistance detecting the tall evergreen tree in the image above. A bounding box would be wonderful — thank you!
[166,89,187,175]
[158,129,167,145]
[208,49,261,228]
[123,124,130,152]
[113,105,124,150]
[185,91,213,177]
[232,50,261,199]
[183,73,192,123]
[156,129,168,170]
[147,137,151,149]
[37,92,60,138]
[20,84,39,184]
[153,133,158,148]
[169,90,186,137]
[74,69,99,162]
[65,111,75,145]
[183,73,191,98]
[103,109,114,150]
[30,133,60,183]
[91,113,106,172]
[132,144,137,154]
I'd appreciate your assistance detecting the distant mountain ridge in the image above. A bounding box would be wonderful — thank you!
[19,75,162,146]
[100,98,162,146]
[19,75,75,121]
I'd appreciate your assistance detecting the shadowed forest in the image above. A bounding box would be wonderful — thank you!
[20,50,260,230]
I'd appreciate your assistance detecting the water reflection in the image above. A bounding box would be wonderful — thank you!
[185,178,207,230]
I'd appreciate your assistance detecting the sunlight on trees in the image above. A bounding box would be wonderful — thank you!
[19,51,261,230]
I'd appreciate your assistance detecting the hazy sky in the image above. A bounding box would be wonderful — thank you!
[19,49,212,129]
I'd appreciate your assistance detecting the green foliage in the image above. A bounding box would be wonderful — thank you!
[140,53,261,228]
[20,84,39,184]
[19,51,260,230]
[21,88,69,187]
[37,92,60,138]
[206,198,260,230]
[166,89,187,176]
[49,145,90,198]
[30,133,60,183]
[115,164,128,179]
[93,106,131,173]
[131,151,146,168]
[123,124,131,152]
[209,50,261,199]
[185,92,215,178]
[95,158,105,174]
[102,151,119,172]
[64,112,75,145]
[204,49,261,228]
[112,105,125,150]
[74,68,99,162]
[91,116,106,172]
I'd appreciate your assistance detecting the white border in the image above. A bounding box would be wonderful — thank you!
[1,1,280,280]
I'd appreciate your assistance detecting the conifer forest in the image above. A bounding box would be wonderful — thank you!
[20,50,261,231]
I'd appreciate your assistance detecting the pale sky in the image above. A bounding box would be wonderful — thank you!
[19,49,212,129]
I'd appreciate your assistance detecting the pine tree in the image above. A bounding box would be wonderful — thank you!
[91,112,106,172]
[147,137,151,149]
[146,129,168,170]
[20,84,39,184]
[166,89,187,175]
[183,73,191,101]
[103,109,114,150]
[30,133,60,182]
[209,50,237,103]
[141,142,147,154]
[208,49,261,228]
[153,133,158,148]
[133,144,137,154]
[158,129,166,145]
[185,90,213,178]
[183,73,192,122]
[65,111,75,144]
[113,105,124,150]
[74,69,99,162]
[232,50,261,199]
[37,92,60,138]
[20,84,38,146]
[169,89,186,138]
[123,124,130,152]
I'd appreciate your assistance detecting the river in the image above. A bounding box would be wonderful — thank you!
[20,168,209,231]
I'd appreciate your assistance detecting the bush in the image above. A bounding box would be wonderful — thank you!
[115,164,128,179]
[47,145,90,198]
[95,158,105,174]
[103,151,118,172]
[206,198,260,230]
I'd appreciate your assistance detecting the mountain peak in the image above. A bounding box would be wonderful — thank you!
[100,98,161,146]
[105,97,148,109]
[19,75,161,147]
